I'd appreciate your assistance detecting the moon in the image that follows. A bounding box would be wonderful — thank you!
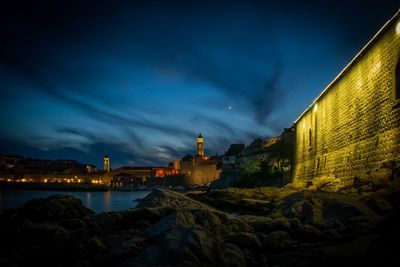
[228,105,232,110]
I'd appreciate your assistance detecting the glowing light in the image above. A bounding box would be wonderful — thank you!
[397,22,400,34]
[302,122,306,130]
[313,103,318,112]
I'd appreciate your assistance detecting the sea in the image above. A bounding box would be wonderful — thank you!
[0,189,151,213]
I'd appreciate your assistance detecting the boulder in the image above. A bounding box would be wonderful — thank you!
[269,191,364,226]
[119,207,174,229]
[220,243,247,267]
[321,228,342,242]
[263,231,293,250]
[139,206,253,266]
[20,194,94,221]
[237,215,275,232]
[291,224,322,242]
[136,189,215,210]
[226,232,262,253]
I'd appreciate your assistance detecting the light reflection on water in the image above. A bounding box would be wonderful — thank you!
[0,190,151,213]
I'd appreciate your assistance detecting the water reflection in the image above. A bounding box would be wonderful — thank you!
[85,192,93,210]
[0,190,150,213]
[103,191,111,212]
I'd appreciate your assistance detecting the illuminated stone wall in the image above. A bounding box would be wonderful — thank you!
[185,164,221,185]
[293,13,400,185]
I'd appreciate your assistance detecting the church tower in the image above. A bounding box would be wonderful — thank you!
[197,134,204,157]
[103,155,110,173]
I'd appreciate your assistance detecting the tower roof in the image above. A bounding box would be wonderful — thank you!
[198,134,203,138]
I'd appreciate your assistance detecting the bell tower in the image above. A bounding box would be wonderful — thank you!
[197,134,204,157]
[103,155,110,173]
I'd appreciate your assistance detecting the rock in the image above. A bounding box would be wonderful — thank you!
[291,224,322,242]
[226,232,262,253]
[104,229,146,257]
[360,191,400,215]
[20,194,94,221]
[237,215,274,232]
[263,231,293,250]
[220,243,246,267]
[270,191,364,225]
[289,218,302,228]
[370,169,393,190]
[236,198,275,213]
[189,187,294,213]
[318,218,347,232]
[119,207,173,229]
[136,189,215,210]
[321,229,342,242]
[93,212,122,234]
[141,206,253,266]
[146,209,196,237]
[360,194,394,215]
[58,218,88,231]
[306,176,345,192]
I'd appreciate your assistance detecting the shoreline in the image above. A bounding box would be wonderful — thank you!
[0,182,109,192]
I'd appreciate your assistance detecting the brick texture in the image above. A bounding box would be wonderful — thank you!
[293,13,400,186]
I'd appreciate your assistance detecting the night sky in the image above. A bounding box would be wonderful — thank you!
[1,0,399,168]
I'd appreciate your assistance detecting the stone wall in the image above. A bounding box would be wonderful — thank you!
[185,164,221,185]
[293,12,400,186]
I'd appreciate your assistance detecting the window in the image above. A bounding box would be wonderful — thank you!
[309,129,312,147]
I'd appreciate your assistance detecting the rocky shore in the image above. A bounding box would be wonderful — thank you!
[1,183,399,266]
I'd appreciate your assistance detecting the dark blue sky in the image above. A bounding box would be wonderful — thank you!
[1,0,399,168]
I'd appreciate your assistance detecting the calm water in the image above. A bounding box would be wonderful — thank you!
[0,190,151,213]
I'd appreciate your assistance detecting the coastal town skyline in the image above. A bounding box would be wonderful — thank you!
[1,0,399,168]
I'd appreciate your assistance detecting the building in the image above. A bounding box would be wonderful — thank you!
[103,155,110,173]
[293,11,400,186]
[197,134,204,157]
[0,154,23,170]
[172,134,221,185]
[109,166,166,189]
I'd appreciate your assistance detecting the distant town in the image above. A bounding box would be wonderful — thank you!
[0,128,294,191]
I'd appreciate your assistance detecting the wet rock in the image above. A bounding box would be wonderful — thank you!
[20,194,94,222]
